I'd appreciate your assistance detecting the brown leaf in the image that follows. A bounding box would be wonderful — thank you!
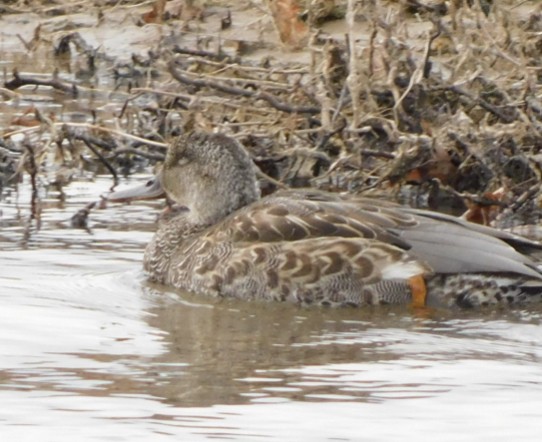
[267,0,309,48]
[142,0,167,24]
[10,106,40,127]
[462,188,507,226]
[403,145,457,185]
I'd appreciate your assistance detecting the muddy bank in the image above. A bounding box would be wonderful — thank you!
[1,0,542,232]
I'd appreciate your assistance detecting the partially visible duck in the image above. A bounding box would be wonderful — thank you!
[108,132,542,308]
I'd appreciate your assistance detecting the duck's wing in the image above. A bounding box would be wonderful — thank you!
[175,236,429,305]
[402,207,542,254]
[207,191,542,280]
[206,192,413,249]
[389,210,542,279]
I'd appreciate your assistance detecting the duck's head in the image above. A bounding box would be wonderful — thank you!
[107,132,260,225]
[162,132,260,224]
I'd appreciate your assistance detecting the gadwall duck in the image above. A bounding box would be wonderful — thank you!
[108,132,542,308]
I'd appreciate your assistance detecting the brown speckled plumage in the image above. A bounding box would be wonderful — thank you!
[112,132,542,308]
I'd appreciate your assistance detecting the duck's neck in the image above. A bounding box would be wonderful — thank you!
[186,181,260,227]
[144,183,260,282]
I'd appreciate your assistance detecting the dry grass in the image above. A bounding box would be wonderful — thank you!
[2,0,542,228]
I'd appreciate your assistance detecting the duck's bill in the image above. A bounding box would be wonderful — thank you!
[105,175,165,202]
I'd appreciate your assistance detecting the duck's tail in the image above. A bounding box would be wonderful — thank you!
[426,274,542,308]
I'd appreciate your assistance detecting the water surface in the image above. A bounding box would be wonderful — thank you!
[1,177,542,441]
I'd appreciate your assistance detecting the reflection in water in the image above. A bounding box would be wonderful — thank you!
[145,287,542,406]
[2,177,542,440]
[144,290,413,406]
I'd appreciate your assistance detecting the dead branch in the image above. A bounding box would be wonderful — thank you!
[111,147,165,162]
[447,84,518,123]
[5,69,78,97]
[168,61,320,115]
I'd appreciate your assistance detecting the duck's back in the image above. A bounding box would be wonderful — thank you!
[146,191,542,308]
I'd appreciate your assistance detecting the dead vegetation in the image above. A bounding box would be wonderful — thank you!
[2,0,542,231]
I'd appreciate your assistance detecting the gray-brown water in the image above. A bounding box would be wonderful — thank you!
[2,177,542,441]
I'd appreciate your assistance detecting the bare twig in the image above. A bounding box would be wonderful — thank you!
[5,69,78,97]
[168,61,321,115]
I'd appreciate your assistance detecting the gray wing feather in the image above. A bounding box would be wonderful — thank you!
[393,222,542,279]
[404,207,542,250]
